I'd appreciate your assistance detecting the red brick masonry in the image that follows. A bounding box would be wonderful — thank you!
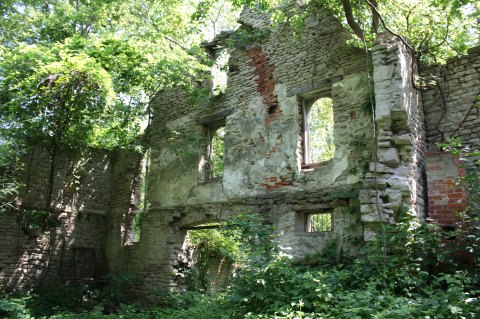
[426,152,468,225]
[247,48,280,127]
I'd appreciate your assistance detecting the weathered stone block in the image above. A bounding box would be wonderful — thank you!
[363,178,388,190]
[369,162,394,174]
[377,148,400,167]
[384,189,402,205]
[361,211,389,222]
[378,141,391,148]
[363,230,376,241]
[394,134,412,145]
[358,190,379,203]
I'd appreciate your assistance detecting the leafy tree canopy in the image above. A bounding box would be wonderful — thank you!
[3,0,476,153]
[0,0,239,210]
[0,0,238,151]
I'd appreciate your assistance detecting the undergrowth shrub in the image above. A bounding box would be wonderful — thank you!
[0,295,33,319]
[1,211,479,318]
[227,212,480,318]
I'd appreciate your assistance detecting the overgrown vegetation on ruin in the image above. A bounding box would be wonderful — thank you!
[1,0,480,318]
[1,209,480,318]
[0,0,239,214]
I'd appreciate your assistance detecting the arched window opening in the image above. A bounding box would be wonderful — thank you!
[303,97,335,166]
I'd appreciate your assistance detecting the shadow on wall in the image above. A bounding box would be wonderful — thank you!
[0,204,110,291]
[0,148,123,291]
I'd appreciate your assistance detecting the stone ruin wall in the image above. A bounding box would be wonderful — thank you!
[358,34,427,241]
[422,46,480,227]
[1,5,479,299]
[423,47,480,147]
[127,7,429,299]
[0,147,142,290]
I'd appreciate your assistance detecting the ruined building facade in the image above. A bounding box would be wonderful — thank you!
[1,7,479,299]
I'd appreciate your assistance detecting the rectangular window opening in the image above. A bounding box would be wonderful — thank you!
[300,96,335,168]
[204,121,225,180]
[305,212,333,232]
[72,247,97,283]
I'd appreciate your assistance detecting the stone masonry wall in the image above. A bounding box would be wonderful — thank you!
[105,150,144,275]
[359,34,426,240]
[129,6,426,299]
[0,148,111,290]
[422,46,480,148]
[0,147,142,290]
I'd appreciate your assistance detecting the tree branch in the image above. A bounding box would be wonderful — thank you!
[364,0,415,54]
[342,0,364,40]
[364,0,420,90]
[164,35,189,52]
[370,0,379,34]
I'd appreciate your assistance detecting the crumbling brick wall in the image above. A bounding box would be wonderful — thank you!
[425,152,468,226]
[422,46,480,226]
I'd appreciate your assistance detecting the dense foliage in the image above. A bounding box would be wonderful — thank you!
[0,0,238,211]
[0,139,22,213]
[1,212,479,318]
[0,0,221,151]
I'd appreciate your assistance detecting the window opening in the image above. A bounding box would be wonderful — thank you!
[211,50,230,95]
[305,212,333,232]
[180,222,237,293]
[302,97,335,165]
[134,151,150,242]
[207,125,225,179]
